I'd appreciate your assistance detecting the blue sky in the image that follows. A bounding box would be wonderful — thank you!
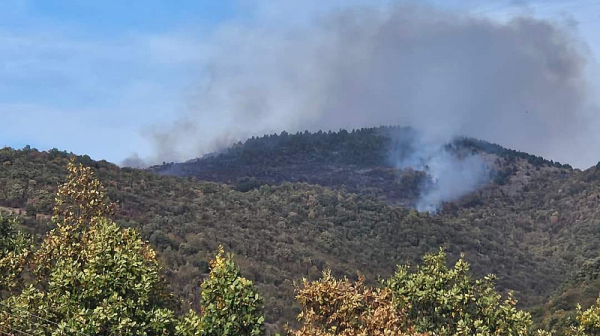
[2,0,600,165]
[1,0,235,161]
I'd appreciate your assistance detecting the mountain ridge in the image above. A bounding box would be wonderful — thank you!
[150,126,574,209]
[0,127,598,334]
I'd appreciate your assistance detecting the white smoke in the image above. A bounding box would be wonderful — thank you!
[142,2,599,169]
[390,134,491,212]
[126,1,600,209]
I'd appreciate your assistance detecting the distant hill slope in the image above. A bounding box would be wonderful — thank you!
[150,126,572,207]
[532,256,600,334]
[0,131,597,334]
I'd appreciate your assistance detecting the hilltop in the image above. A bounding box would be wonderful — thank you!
[151,126,572,208]
[0,127,598,334]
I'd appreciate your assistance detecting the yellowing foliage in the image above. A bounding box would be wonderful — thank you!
[33,160,117,279]
[53,159,117,227]
[568,298,600,336]
[288,270,420,336]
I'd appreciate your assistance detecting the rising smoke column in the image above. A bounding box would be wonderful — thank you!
[387,130,492,212]
[130,1,599,208]
[145,2,598,168]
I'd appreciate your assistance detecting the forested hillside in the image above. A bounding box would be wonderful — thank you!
[1,127,599,334]
[152,126,572,206]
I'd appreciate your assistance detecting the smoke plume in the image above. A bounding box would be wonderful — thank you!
[129,1,600,209]
[144,2,598,167]
[389,133,492,212]
[415,150,491,212]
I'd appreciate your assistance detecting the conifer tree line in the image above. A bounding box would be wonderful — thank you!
[1,160,599,335]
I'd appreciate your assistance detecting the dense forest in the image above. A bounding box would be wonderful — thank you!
[152,126,571,206]
[1,127,599,335]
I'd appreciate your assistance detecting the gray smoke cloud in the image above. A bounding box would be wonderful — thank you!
[121,153,146,169]
[129,1,600,209]
[144,2,599,167]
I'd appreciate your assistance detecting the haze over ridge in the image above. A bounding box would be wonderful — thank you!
[1,0,600,168]
[141,1,600,169]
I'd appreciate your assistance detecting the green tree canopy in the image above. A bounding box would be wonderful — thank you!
[0,161,178,335]
[568,297,600,336]
[0,214,31,293]
[386,249,532,336]
[197,245,264,336]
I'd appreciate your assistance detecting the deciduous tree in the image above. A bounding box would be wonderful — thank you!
[386,249,532,336]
